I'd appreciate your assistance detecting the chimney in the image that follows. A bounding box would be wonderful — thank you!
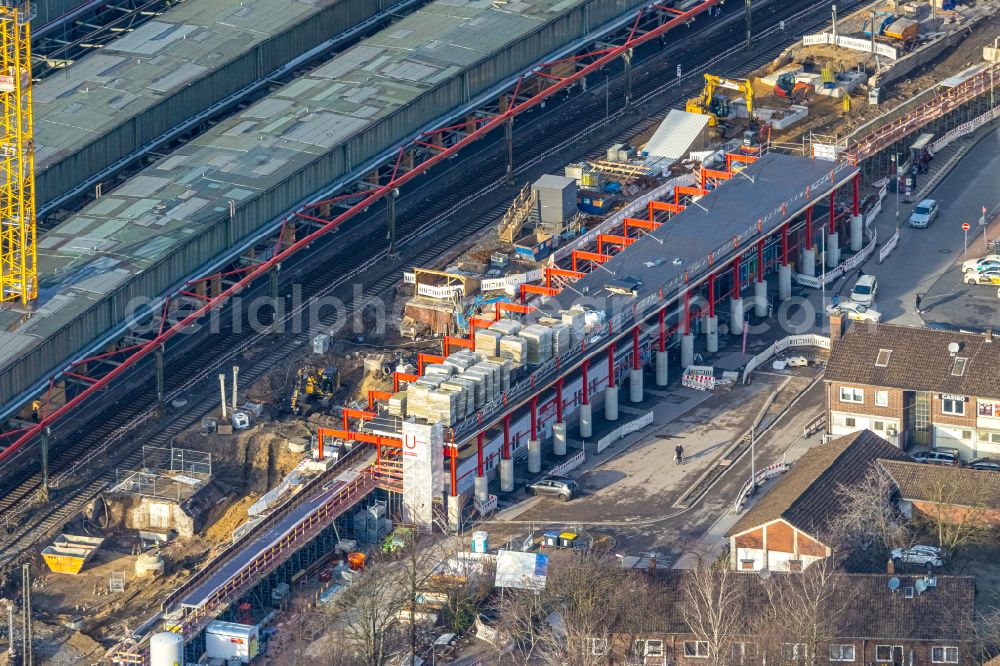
[987,329,994,343]
[829,310,846,344]
[648,555,657,570]
[887,558,895,575]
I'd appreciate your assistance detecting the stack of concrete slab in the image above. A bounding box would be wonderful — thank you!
[444,351,480,373]
[500,335,528,365]
[475,329,503,357]
[521,324,554,365]
[424,363,455,378]
[561,308,587,346]
[459,370,487,408]
[438,382,468,418]
[388,392,407,418]
[550,323,571,357]
[490,319,521,336]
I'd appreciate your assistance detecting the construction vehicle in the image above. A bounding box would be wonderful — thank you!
[289,367,340,414]
[686,74,755,127]
[863,13,918,46]
[773,73,814,104]
[455,294,510,333]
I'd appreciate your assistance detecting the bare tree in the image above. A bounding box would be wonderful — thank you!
[680,554,747,666]
[910,477,992,554]
[756,557,852,666]
[829,465,910,566]
[331,555,408,666]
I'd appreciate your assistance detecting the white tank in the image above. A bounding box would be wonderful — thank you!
[150,631,184,666]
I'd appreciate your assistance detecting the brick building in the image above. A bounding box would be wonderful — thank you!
[880,459,1000,526]
[727,430,907,572]
[825,320,1000,459]
[596,570,975,665]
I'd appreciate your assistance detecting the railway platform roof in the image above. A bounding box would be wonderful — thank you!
[3,0,658,407]
[547,153,858,314]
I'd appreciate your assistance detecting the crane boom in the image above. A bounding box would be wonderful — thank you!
[0,0,36,304]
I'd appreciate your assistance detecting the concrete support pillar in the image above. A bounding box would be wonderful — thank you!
[605,386,619,421]
[579,403,593,439]
[40,428,50,503]
[802,247,817,277]
[730,297,745,335]
[629,368,643,403]
[504,117,514,185]
[754,280,768,317]
[386,189,398,255]
[850,214,863,252]
[500,457,514,492]
[778,264,792,301]
[705,315,719,353]
[827,232,840,268]
[448,493,463,532]
[474,475,489,503]
[656,350,668,386]
[681,334,694,369]
[527,439,541,473]
[154,344,165,414]
[553,423,567,456]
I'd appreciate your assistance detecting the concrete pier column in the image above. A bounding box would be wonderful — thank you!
[705,315,719,353]
[500,457,514,492]
[629,368,643,403]
[681,334,694,369]
[605,386,619,421]
[553,423,567,456]
[827,232,840,268]
[474,475,489,503]
[527,439,541,473]
[656,350,669,386]
[448,492,463,532]
[778,264,792,301]
[802,248,816,277]
[730,297,745,335]
[579,403,592,438]
[754,280,768,317]
[850,214,863,252]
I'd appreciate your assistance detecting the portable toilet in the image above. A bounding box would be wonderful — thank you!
[471,531,489,553]
[542,532,560,549]
[559,532,578,549]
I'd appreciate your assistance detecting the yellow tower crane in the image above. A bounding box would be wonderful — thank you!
[0,1,36,304]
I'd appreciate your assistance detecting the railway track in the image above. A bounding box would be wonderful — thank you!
[0,0,853,568]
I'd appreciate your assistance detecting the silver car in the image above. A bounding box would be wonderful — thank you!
[526,476,578,501]
[908,199,939,228]
[891,545,944,570]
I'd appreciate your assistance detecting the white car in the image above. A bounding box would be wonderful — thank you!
[908,199,939,228]
[965,268,1000,285]
[890,545,944,570]
[849,274,878,306]
[962,255,1000,274]
[826,301,882,322]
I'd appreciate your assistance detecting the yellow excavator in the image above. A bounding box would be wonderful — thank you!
[686,74,755,127]
[289,366,340,415]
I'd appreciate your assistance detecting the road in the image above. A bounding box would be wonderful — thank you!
[835,125,1000,327]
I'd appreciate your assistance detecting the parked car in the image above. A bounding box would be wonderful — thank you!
[964,268,1000,285]
[826,301,882,322]
[908,199,939,228]
[911,447,960,466]
[849,274,878,306]
[891,545,945,570]
[962,255,1000,274]
[527,476,578,501]
[967,457,1000,472]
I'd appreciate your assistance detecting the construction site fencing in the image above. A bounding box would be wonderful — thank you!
[931,105,1000,154]
[550,449,587,475]
[142,446,212,477]
[741,334,830,383]
[878,228,899,264]
[595,411,653,454]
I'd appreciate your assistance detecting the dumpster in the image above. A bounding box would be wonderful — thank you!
[41,534,105,574]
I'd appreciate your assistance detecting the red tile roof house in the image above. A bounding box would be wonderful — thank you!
[880,459,1000,527]
[824,320,1000,459]
[594,569,975,666]
[726,430,908,573]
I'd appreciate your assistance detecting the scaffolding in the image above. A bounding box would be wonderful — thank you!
[497,183,536,243]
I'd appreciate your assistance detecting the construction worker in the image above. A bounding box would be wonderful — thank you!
[31,399,41,423]
[842,93,851,115]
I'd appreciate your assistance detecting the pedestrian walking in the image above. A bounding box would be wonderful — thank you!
[674,444,684,465]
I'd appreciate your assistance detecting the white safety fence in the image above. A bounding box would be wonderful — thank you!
[481,268,545,292]
[734,461,789,512]
[931,106,1000,154]
[595,410,654,454]
[474,494,498,517]
[550,449,586,476]
[878,227,899,264]
[742,334,830,383]
[802,33,898,59]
